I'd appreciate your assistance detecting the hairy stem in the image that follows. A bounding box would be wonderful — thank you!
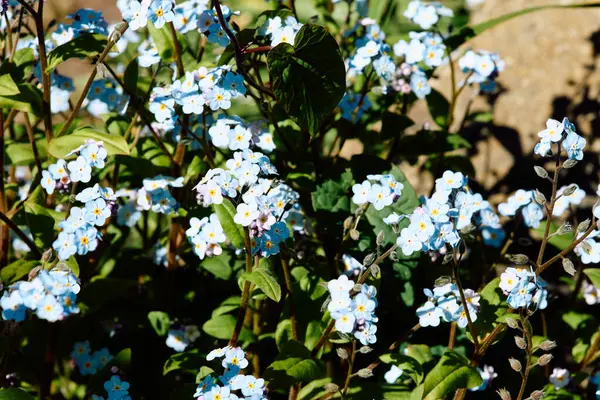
[281,254,298,340]
[535,146,562,267]
[452,254,480,351]
[230,228,254,347]
[341,340,357,397]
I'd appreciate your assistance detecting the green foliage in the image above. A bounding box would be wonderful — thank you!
[427,89,450,129]
[0,74,20,96]
[268,24,346,136]
[48,127,130,158]
[213,199,246,249]
[242,266,282,302]
[263,340,325,387]
[202,314,254,342]
[0,83,43,117]
[0,389,35,400]
[380,353,424,384]
[46,34,108,72]
[583,268,600,288]
[148,311,171,336]
[164,350,204,375]
[201,253,233,280]
[422,350,483,400]
[311,169,354,212]
[0,260,39,285]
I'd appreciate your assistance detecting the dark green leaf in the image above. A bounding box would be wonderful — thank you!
[380,353,424,384]
[6,139,48,166]
[311,169,354,212]
[0,74,20,96]
[583,268,600,288]
[532,221,573,251]
[46,33,108,72]
[0,388,35,400]
[263,340,325,387]
[201,254,233,280]
[123,59,139,97]
[0,260,39,285]
[268,24,346,136]
[202,314,254,341]
[0,83,43,117]
[163,350,204,375]
[243,267,282,302]
[427,89,450,128]
[422,350,483,400]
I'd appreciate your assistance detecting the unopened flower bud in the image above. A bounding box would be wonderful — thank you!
[577,219,591,233]
[389,251,399,261]
[533,190,546,205]
[363,253,376,266]
[352,284,363,293]
[562,258,575,276]
[563,184,578,197]
[497,388,512,400]
[538,353,553,366]
[442,253,454,265]
[324,383,339,393]
[349,229,360,241]
[355,207,365,217]
[506,317,519,329]
[336,347,349,359]
[506,254,529,264]
[555,222,572,236]
[41,248,53,263]
[359,346,373,354]
[514,336,527,350]
[357,368,373,378]
[528,390,544,400]
[581,240,593,255]
[96,63,108,79]
[539,340,557,351]
[376,231,385,246]
[343,216,354,230]
[534,166,548,179]
[562,159,577,169]
[509,358,522,372]
[370,264,381,277]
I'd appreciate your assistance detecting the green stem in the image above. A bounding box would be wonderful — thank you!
[230,228,254,347]
[341,340,357,397]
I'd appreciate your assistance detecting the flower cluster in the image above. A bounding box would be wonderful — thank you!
[470,365,498,392]
[166,324,200,352]
[534,117,586,159]
[342,254,364,277]
[326,275,379,346]
[135,175,183,215]
[185,214,227,260]
[392,170,504,256]
[346,22,392,80]
[34,69,76,114]
[351,174,404,211]
[582,280,600,305]
[41,140,108,195]
[416,282,480,328]
[458,50,504,92]
[51,8,108,46]
[403,0,454,30]
[257,14,303,46]
[121,0,178,31]
[197,6,236,47]
[499,267,548,310]
[498,189,544,228]
[194,150,302,257]
[208,116,276,153]
[194,346,267,399]
[52,183,118,260]
[149,66,246,130]
[71,341,113,376]
[1,266,80,322]
[338,90,373,122]
[86,79,129,117]
[92,375,132,400]
[549,368,570,390]
[574,229,600,264]
[393,31,446,69]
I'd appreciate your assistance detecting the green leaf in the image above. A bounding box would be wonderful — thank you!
[380,112,414,141]
[48,127,130,158]
[263,340,325,387]
[427,89,450,128]
[148,23,187,61]
[201,254,232,280]
[243,267,282,302]
[311,169,354,213]
[213,199,245,249]
[448,2,600,50]
[583,268,600,288]
[148,311,171,336]
[404,344,432,365]
[532,221,573,250]
[268,24,346,136]
[422,350,483,400]
[0,388,35,400]
[470,278,509,343]
[0,74,20,96]
[380,354,424,384]
[562,311,595,331]
[6,139,48,166]
[202,314,254,342]
[163,350,204,375]
[46,33,108,72]
[395,131,471,158]
[196,366,215,383]
[0,83,43,117]
[123,59,139,97]
[0,260,39,285]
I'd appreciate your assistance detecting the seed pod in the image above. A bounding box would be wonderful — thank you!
[506,317,519,329]
[363,253,376,266]
[497,388,512,400]
[563,184,578,196]
[324,383,339,393]
[506,254,529,264]
[562,159,578,169]
[509,358,522,372]
[352,284,363,293]
[538,353,553,366]
[389,251,399,261]
[539,340,557,351]
[581,240,593,255]
[359,346,373,354]
[534,166,548,179]
[370,264,381,277]
[562,258,576,276]
[528,390,544,400]
[349,229,360,241]
[357,368,374,378]
[514,336,527,350]
[355,207,365,217]
[556,222,572,235]
[336,348,349,359]
[442,253,454,264]
[577,219,591,233]
[321,297,331,312]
